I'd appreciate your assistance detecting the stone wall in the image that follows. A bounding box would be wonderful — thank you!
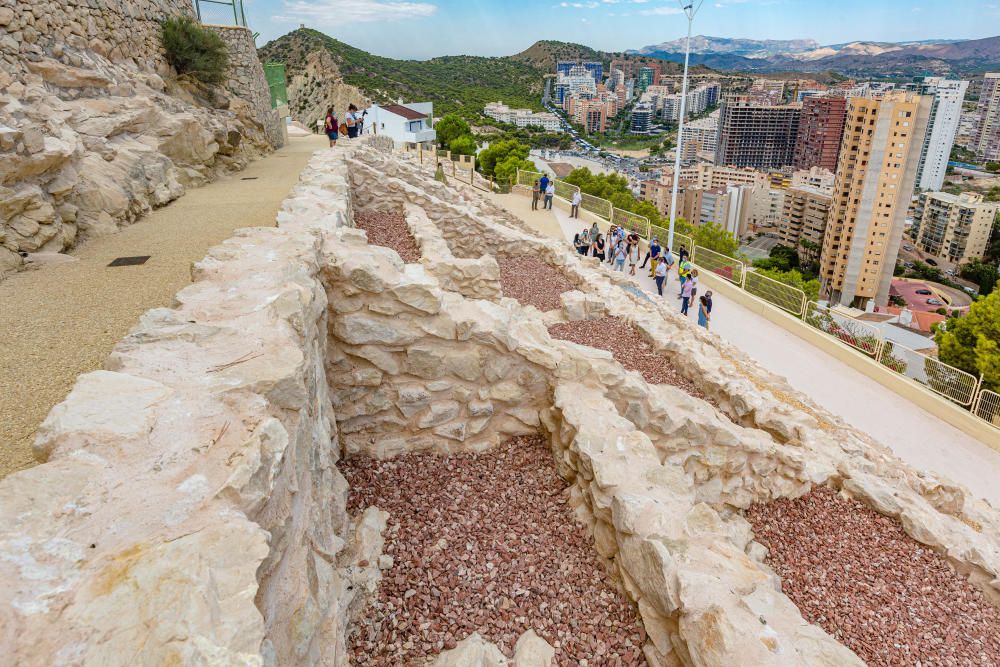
[1,140,998,665]
[207,24,285,149]
[0,0,283,276]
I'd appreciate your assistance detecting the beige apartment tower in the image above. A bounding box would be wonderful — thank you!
[779,186,833,253]
[819,91,932,308]
[911,191,999,265]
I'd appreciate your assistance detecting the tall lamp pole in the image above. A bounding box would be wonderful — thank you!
[666,0,704,252]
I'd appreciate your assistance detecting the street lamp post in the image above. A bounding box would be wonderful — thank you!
[666,0,704,252]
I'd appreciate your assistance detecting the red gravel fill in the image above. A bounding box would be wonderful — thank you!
[498,255,575,312]
[341,435,647,666]
[354,210,422,263]
[745,485,1000,666]
[547,316,710,401]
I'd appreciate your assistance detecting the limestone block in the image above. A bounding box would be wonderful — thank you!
[33,370,172,462]
[513,629,555,667]
[418,400,460,428]
[429,632,509,666]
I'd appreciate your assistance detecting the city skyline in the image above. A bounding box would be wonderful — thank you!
[210,0,1000,60]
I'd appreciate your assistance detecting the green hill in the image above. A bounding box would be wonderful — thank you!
[258,29,545,118]
[510,40,612,71]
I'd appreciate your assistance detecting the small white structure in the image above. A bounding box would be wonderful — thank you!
[364,102,435,145]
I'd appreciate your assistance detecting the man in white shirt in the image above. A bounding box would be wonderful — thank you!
[544,183,555,209]
[570,190,582,218]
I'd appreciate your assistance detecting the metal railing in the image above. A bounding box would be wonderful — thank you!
[581,193,612,219]
[693,245,746,286]
[973,389,1000,426]
[878,341,978,406]
[612,208,650,239]
[744,271,805,316]
[803,302,882,357]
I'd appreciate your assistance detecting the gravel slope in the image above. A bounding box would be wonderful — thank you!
[745,485,1000,666]
[497,255,575,312]
[341,435,647,666]
[354,210,421,263]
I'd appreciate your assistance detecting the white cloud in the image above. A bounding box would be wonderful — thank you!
[559,1,599,7]
[639,6,683,14]
[275,0,437,24]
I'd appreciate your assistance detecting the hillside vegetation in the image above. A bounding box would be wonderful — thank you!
[259,29,545,119]
[510,40,611,71]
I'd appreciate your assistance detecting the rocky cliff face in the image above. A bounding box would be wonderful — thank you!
[0,0,276,276]
[285,49,370,128]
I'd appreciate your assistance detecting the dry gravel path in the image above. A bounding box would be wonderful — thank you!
[354,210,421,263]
[745,485,1000,666]
[341,435,647,666]
[547,316,712,402]
[0,134,327,479]
[498,255,575,312]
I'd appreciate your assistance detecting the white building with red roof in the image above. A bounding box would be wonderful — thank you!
[364,102,436,145]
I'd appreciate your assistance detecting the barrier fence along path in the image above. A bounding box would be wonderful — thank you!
[386,153,997,430]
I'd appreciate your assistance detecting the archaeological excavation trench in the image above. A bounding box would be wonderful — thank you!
[4,141,999,666]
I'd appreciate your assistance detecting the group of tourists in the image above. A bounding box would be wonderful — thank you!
[571,229,714,328]
[321,104,365,147]
[531,175,556,211]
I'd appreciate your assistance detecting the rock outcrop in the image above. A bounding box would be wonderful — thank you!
[284,49,370,128]
[0,0,278,276]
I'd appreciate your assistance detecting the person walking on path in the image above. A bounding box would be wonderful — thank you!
[544,182,555,209]
[531,180,540,210]
[593,233,606,261]
[589,222,599,248]
[681,278,694,315]
[571,190,583,218]
[324,107,338,147]
[697,295,710,329]
[539,174,550,196]
[654,255,669,296]
[627,236,640,276]
[646,237,662,277]
[613,240,628,271]
[677,257,692,298]
[345,104,361,139]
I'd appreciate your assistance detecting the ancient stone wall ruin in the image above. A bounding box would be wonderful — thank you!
[0,0,282,276]
[1,140,998,665]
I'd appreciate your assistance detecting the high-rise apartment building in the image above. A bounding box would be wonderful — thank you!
[779,186,833,251]
[971,72,1000,162]
[716,95,801,170]
[638,67,656,92]
[911,191,999,265]
[911,77,969,191]
[819,91,933,308]
[630,104,653,134]
[792,95,847,172]
[680,111,720,162]
[790,166,836,193]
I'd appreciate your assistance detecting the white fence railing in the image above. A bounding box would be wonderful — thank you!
[803,302,882,357]
[693,246,746,287]
[973,389,1000,426]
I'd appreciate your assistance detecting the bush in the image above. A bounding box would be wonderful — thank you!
[161,16,228,85]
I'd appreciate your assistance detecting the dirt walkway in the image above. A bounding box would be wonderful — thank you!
[0,134,327,479]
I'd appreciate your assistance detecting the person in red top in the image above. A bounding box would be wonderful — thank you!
[324,107,338,147]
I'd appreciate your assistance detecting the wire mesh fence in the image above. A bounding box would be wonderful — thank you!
[516,169,543,187]
[692,245,745,286]
[877,341,978,406]
[554,180,580,201]
[803,302,883,356]
[581,193,612,219]
[974,389,1000,426]
[612,208,650,238]
[743,271,805,315]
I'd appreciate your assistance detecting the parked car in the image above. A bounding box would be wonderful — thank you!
[926,298,944,306]
[903,261,915,268]
[903,244,914,251]
[926,258,938,266]
[915,289,933,295]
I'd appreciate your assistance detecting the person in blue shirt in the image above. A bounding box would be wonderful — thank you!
[539,175,550,196]
[647,238,661,277]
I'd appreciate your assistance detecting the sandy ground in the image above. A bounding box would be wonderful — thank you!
[490,191,1000,506]
[0,134,327,479]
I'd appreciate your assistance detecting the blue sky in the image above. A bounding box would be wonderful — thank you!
[201,0,1000,59]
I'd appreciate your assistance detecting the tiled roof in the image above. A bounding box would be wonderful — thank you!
[381,105,427,120]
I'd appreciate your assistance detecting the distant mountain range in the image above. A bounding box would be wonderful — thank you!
[630,35,1000,77]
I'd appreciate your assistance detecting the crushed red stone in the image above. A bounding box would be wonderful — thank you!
[354,210,422,263]
[547,316,710,402]
[745,485,1000,666]
[497,255,575,312]
[341,435,647,666]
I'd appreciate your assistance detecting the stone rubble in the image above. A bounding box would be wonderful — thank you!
[341,435,646,666]
[1,139,998,666]
[498,254,577,312]
[745,485,1000,666]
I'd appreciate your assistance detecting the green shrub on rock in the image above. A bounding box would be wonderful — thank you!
[161,16,228,85]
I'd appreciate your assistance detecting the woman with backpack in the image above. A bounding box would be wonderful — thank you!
[324,107,338,147]
[345,104,360,139]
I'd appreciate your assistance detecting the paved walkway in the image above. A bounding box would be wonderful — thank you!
[490,192,1000,506]
[0,134,327,479]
